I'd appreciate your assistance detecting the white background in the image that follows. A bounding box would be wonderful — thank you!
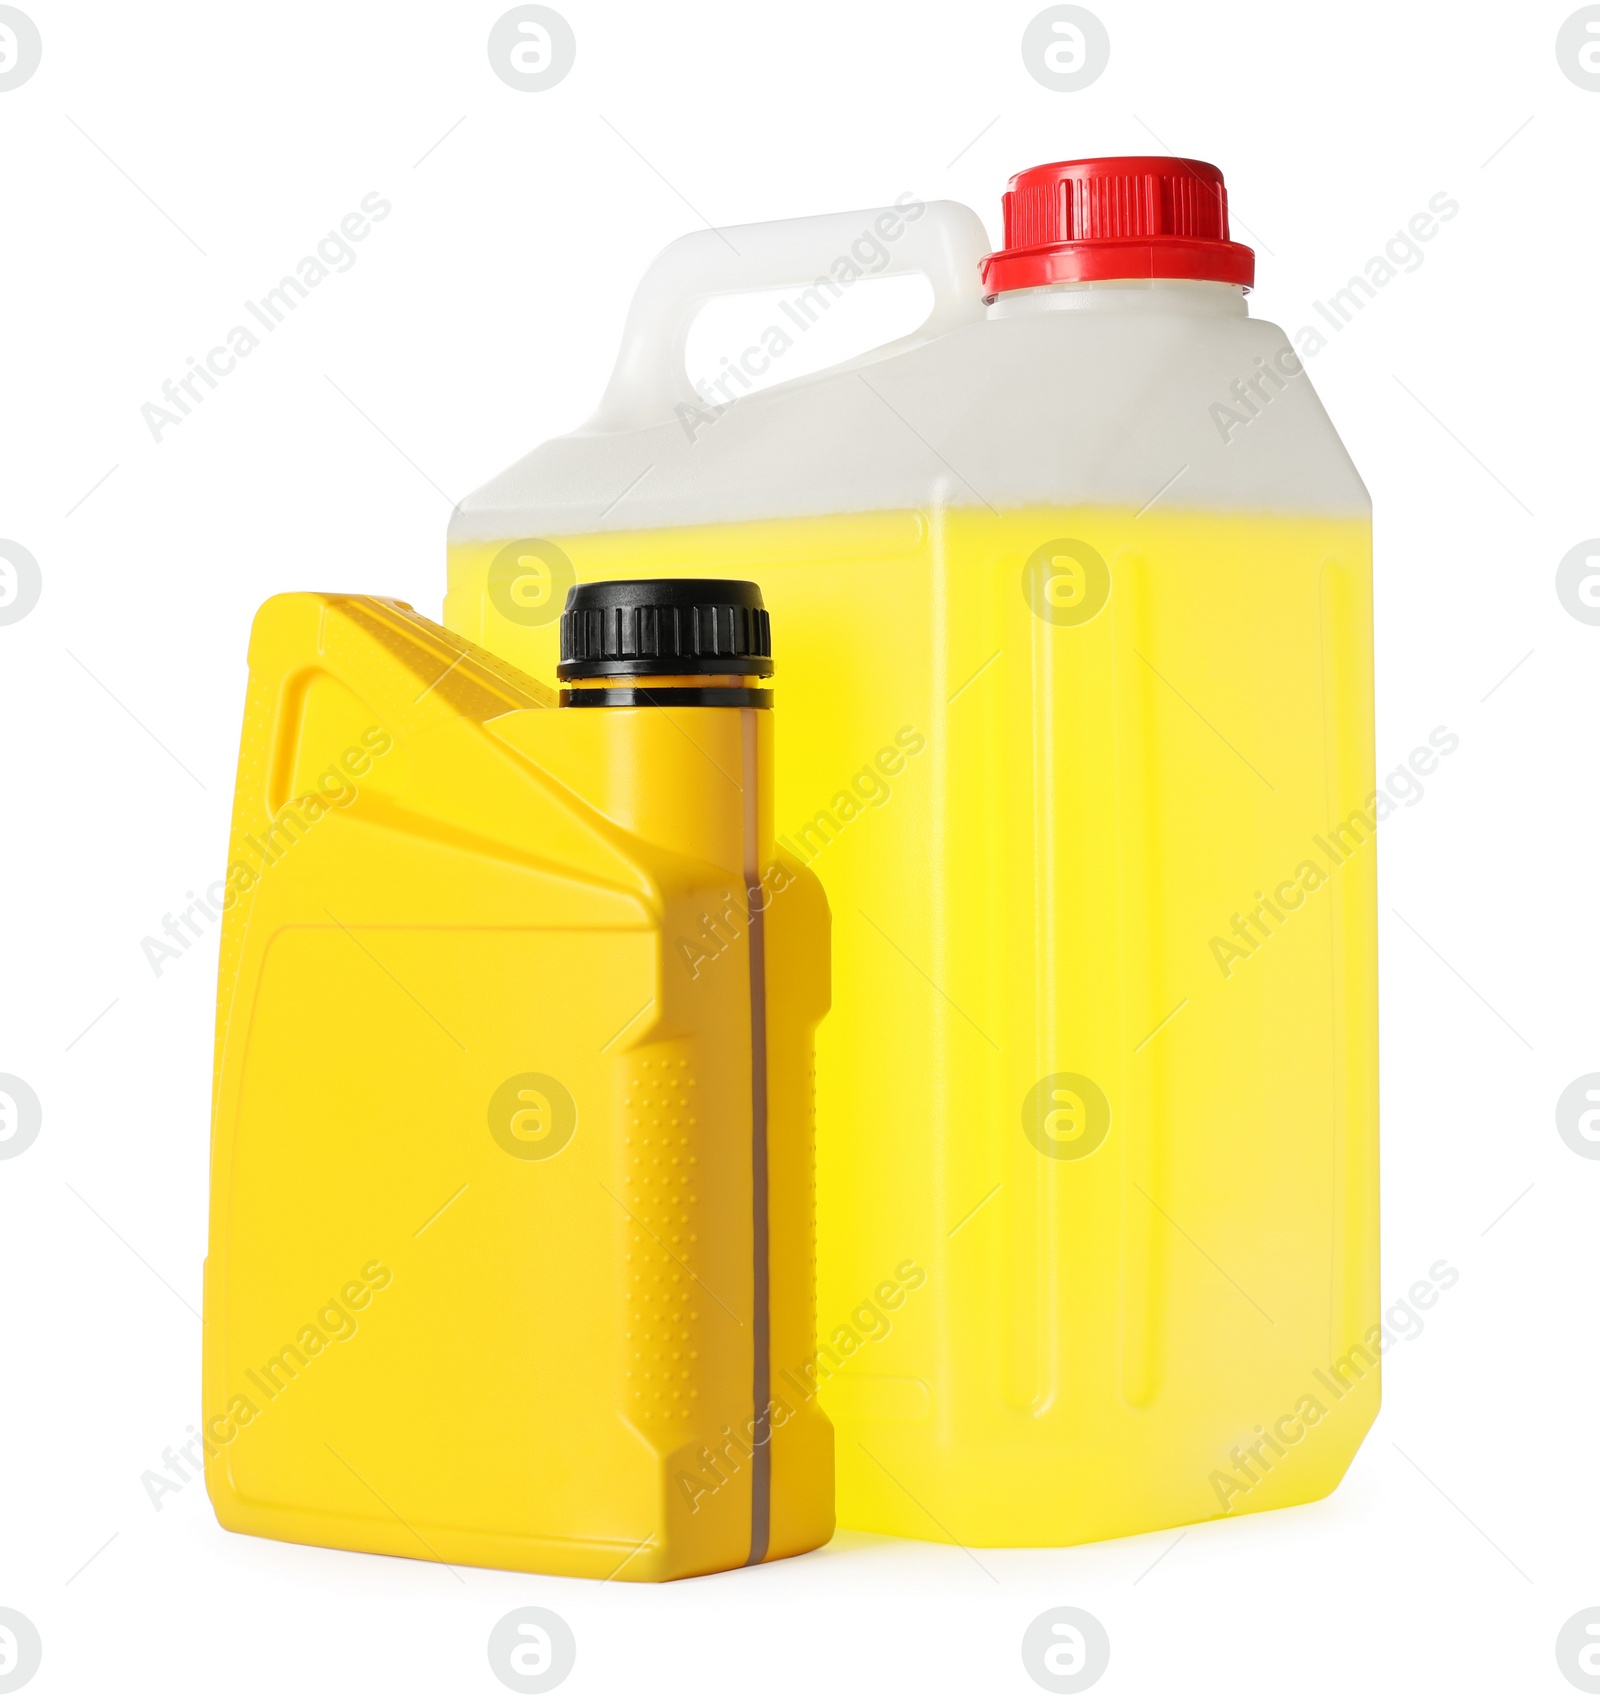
[2,2,1597,1696]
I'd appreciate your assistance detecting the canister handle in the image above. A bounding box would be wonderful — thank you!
[586,200,990,432]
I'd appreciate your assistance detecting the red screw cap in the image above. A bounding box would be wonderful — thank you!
[980,156,1255,295]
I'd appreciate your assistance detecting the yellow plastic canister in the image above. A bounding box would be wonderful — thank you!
[202,584,833,1579]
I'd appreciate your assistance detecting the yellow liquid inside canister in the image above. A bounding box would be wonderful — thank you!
[446,504,1379,1546]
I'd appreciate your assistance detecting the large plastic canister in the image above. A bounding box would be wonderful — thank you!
[203,583,833,1579]
[444,156,1378,1546]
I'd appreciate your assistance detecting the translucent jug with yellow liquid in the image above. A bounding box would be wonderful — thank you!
[445,156,1377,1546]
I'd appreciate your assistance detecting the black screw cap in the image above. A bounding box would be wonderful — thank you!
[557,579,773,680]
